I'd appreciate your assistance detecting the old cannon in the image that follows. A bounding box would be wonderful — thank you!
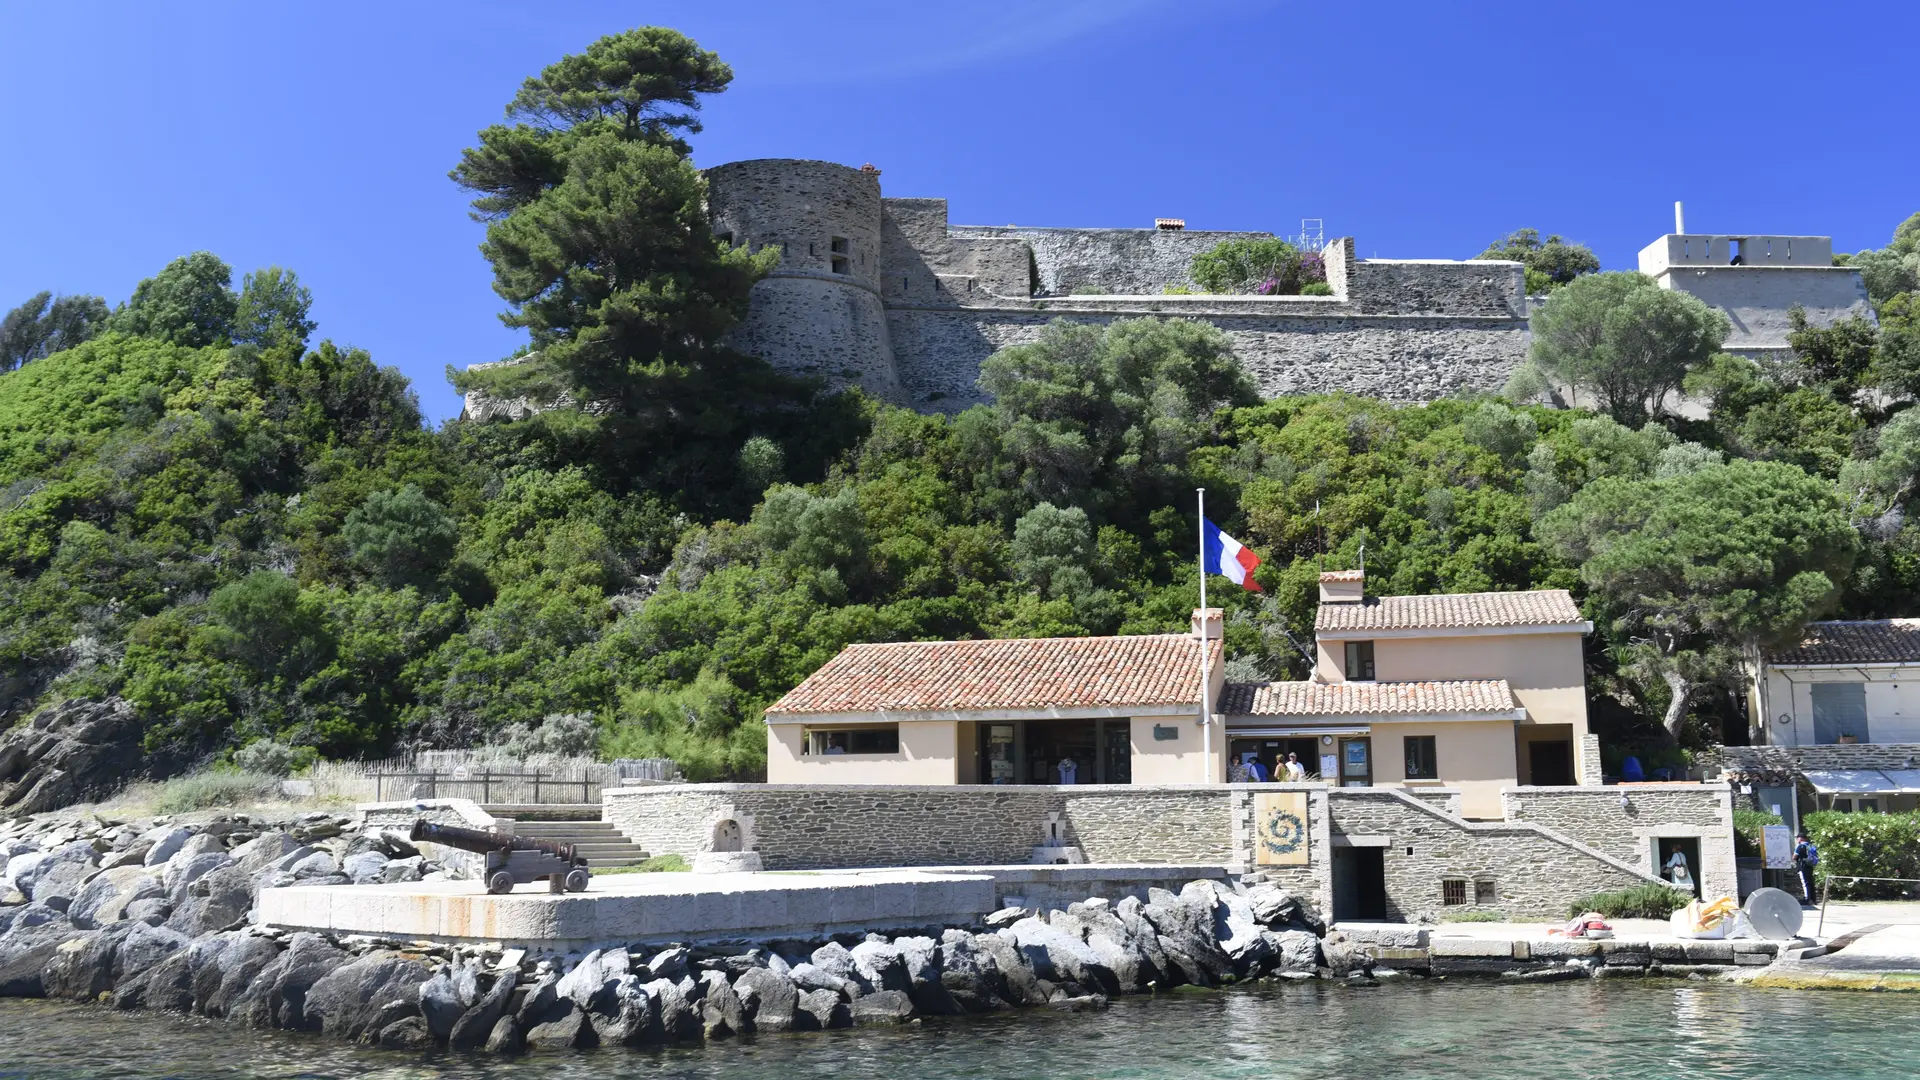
[410,819,592,895]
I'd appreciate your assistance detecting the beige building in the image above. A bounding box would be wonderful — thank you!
[766,572,1594,817]
[1223,570,1595,819]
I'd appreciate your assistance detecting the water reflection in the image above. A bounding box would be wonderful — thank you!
[1,981,1914,1080]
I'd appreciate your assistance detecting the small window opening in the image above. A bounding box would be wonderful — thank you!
[809,242,816,257]
[1730,238,1745,266]
[1474,879,1497,905]
[1344,640,1376,680]
[716,231,733,248]
[829,236,849,275]
[1404,735,1438,780]
[804,725,901,756]
[1442,879,1468,906]
[830,236,849,254]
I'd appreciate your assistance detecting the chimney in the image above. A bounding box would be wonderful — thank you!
[1155,218,1186,231]
[1318,569,1365,604]
[1675,200,1685,234]
[1191,607,1223,639]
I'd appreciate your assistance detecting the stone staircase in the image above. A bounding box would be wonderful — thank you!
[512,818,650,869]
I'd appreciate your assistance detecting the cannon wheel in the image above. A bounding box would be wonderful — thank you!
[565,868,590,893]
[486,870,515,895]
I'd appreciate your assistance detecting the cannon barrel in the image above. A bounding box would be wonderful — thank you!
[410,819,578,862]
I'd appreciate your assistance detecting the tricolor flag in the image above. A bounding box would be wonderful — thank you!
[1202,518,1262,592]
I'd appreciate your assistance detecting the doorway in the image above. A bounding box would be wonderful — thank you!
[1332,846,1387,921]
[1529,740,1575,786]
[1655,837,1702,898]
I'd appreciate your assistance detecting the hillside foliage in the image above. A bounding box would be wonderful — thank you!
[5,27,1920,784]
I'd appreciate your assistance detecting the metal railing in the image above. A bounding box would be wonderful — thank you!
[370,769,602,806]
[1816,874,1920,936]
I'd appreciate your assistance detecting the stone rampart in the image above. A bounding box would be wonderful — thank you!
[946,223,1272,296]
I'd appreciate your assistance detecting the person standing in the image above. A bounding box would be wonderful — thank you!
[1793,831,1821,905]
[1283,753,1307,782]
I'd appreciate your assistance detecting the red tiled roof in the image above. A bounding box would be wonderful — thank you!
[1767,620,1920,665]
[1219,679,1518,717]
[1316,589,1584,633]
[766,634,1219,716]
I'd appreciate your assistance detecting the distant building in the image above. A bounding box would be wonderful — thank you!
[1637,232,1873,359]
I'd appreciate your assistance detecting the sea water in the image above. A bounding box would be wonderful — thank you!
[1,979,1913,1079]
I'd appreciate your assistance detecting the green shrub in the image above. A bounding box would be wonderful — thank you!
[1803,810,1920,899]
[150,769,281,814]
[1441,909,1509,923]
[232,740,319,777]
[597,854,689,875]
[1300,281,1334,296]
[1569,882,1691,920]
[1733,808,1782,858]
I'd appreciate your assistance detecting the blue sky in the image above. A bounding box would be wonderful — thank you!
[3,1,1914,422]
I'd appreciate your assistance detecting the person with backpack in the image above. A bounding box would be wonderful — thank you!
[1793,831,1821,905]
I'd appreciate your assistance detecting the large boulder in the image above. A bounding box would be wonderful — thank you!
[303,951,433,1042]
[1140,887,1233,986]
[796,987,849,1030]
[937,929,1006,1012]
[847,938,911,994]
[449,969,518,1050]
[644,976,700,1041]
[0,698,145,817]
[697,968,745,1038]
[787,961,855,997]
[418,971,467,1041]
[193,932,283,1018]
[849,989,915,1025]
[1265,929,1322,973]
[228,932,349,1030]
[806,942,859,985]
[141,828,195,869]
[30,859,93,911]
[556,949,617,1012]
[228,832,298,876]
[115,931,229,1013]
[0,917,83,996]
[734,966,798,1033]
[39,925,116,1000]
[164,853,233,904]
[167,862,258,938]
[342,852,389,885]
[68,867,165,929]
[9,840,93,896]
[1008,916,1108,993]
[971,930,1048,1006]
[589,974,656,1045]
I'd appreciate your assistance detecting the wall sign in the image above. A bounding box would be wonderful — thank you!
[1153,724,1179,741]
[1254,791,1309,866]
[1761,824,1794,870]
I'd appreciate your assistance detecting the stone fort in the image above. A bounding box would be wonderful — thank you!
[464,158,1873,419]
[707,158,1532,412]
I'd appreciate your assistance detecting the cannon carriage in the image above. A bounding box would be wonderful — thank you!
[410,819,592,895]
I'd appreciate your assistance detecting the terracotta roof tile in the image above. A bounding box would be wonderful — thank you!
[767,634,1218,716]
[1319,570,1365,582]
[1767,619,1920,665]
[1315,589,1584,633]
[1219,679,1517,717]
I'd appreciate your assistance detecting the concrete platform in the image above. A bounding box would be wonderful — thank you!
[257,862,1232,951]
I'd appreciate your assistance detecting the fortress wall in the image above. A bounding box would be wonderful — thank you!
[1655,266,1873,351]
[887,307,1528,413]
[948,225,1274,296]
[880,198,1030,306]
[727,275,905,401]
[1349,258,1528,317]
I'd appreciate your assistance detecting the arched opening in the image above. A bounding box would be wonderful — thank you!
[711,818,744,853]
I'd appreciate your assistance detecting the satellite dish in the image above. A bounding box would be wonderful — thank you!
[1743,887,1805,940]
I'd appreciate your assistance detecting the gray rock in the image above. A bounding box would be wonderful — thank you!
[164,853,232,903]
[936,929,1005,1012]
[807,941,858,984]
[228,832,297,875]
[1140,887,1233,986]
[2,852,46,893]
[419,971,466,1040]
[524,1004,592,1051]
[142,828,195,869]
[303,951,433,1041]
[848,939,911,994]
[30,859,93,911]
[166,862,257,938]
[796,987,849,1030]
[734,966,798,1033]
[1192,880,1270,973]
[68,866,165,929]
[114,922,190,984]
[973,930,1047,1006]
[97,845,153,871]
[646,944,690,981]
[40,924,118,1000]
[513,971,561,1026]
[589,974,655,1046]
[449,968,518,1050]
[1245,883,1302,927]
[698,968,744,1038]
[164,833,225,876]
[229,932,348,1030]
[267,846,318,874]
[1009,916,1105,992]
[284,852,337,880]
[787,961,854,996]
[1266,929,1322,973]
[0,698,145,816]
[484,1015,525,1054]
[984,906,1029,928]
[0,918,81,996]
[342,852,389,885]
[381,857,425,884]
[849,989,915,1025]
[377,1015,434,1050]
[644,976,700,1041]
[557,949,615,1012]
[893,934,958,1014]
[122,898,172,926]
[194,932,283,1018]
[114,931,226,1013]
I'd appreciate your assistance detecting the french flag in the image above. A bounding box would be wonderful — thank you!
[1202,518,1263,591]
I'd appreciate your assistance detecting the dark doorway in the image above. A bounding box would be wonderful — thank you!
[1529,740,1575,787]
[1656,837,1702,899]
[1332,846,1388,921]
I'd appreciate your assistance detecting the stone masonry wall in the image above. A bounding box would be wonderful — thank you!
[887,307,1524,412]
[1712,742,1920,772]
[1500,785,1736,902]
[947,225,1276,296]
[602,784,1236,871]
[1329,788,1670,921]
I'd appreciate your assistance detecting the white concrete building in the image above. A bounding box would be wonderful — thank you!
[1746,619,1920,813]
[1637,231,1873,358]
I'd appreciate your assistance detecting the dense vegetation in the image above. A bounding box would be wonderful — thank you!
[5,27,1920,787]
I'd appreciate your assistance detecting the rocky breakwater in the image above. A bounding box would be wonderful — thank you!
[0,844,1360,1054]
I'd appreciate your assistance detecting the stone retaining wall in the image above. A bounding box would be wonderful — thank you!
[1501,784,1737,901]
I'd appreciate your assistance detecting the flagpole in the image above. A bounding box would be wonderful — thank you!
[1197,487,1211,785]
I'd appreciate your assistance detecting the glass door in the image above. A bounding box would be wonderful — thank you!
[1338,737,1372,787]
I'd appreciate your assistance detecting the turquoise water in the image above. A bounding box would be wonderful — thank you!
[1,980,1913,1079]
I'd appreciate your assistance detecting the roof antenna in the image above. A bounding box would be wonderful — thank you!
[1359,543,1365,577]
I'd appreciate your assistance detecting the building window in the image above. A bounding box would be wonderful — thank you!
[1404,735,1438,780]
[1442,879,1468,906]
[830,236,850,275]
[803,725,900,756]
[1475,879,1497,905]
[1344,640,1375,680]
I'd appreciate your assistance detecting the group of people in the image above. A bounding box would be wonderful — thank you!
[1231,752,1309,783]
